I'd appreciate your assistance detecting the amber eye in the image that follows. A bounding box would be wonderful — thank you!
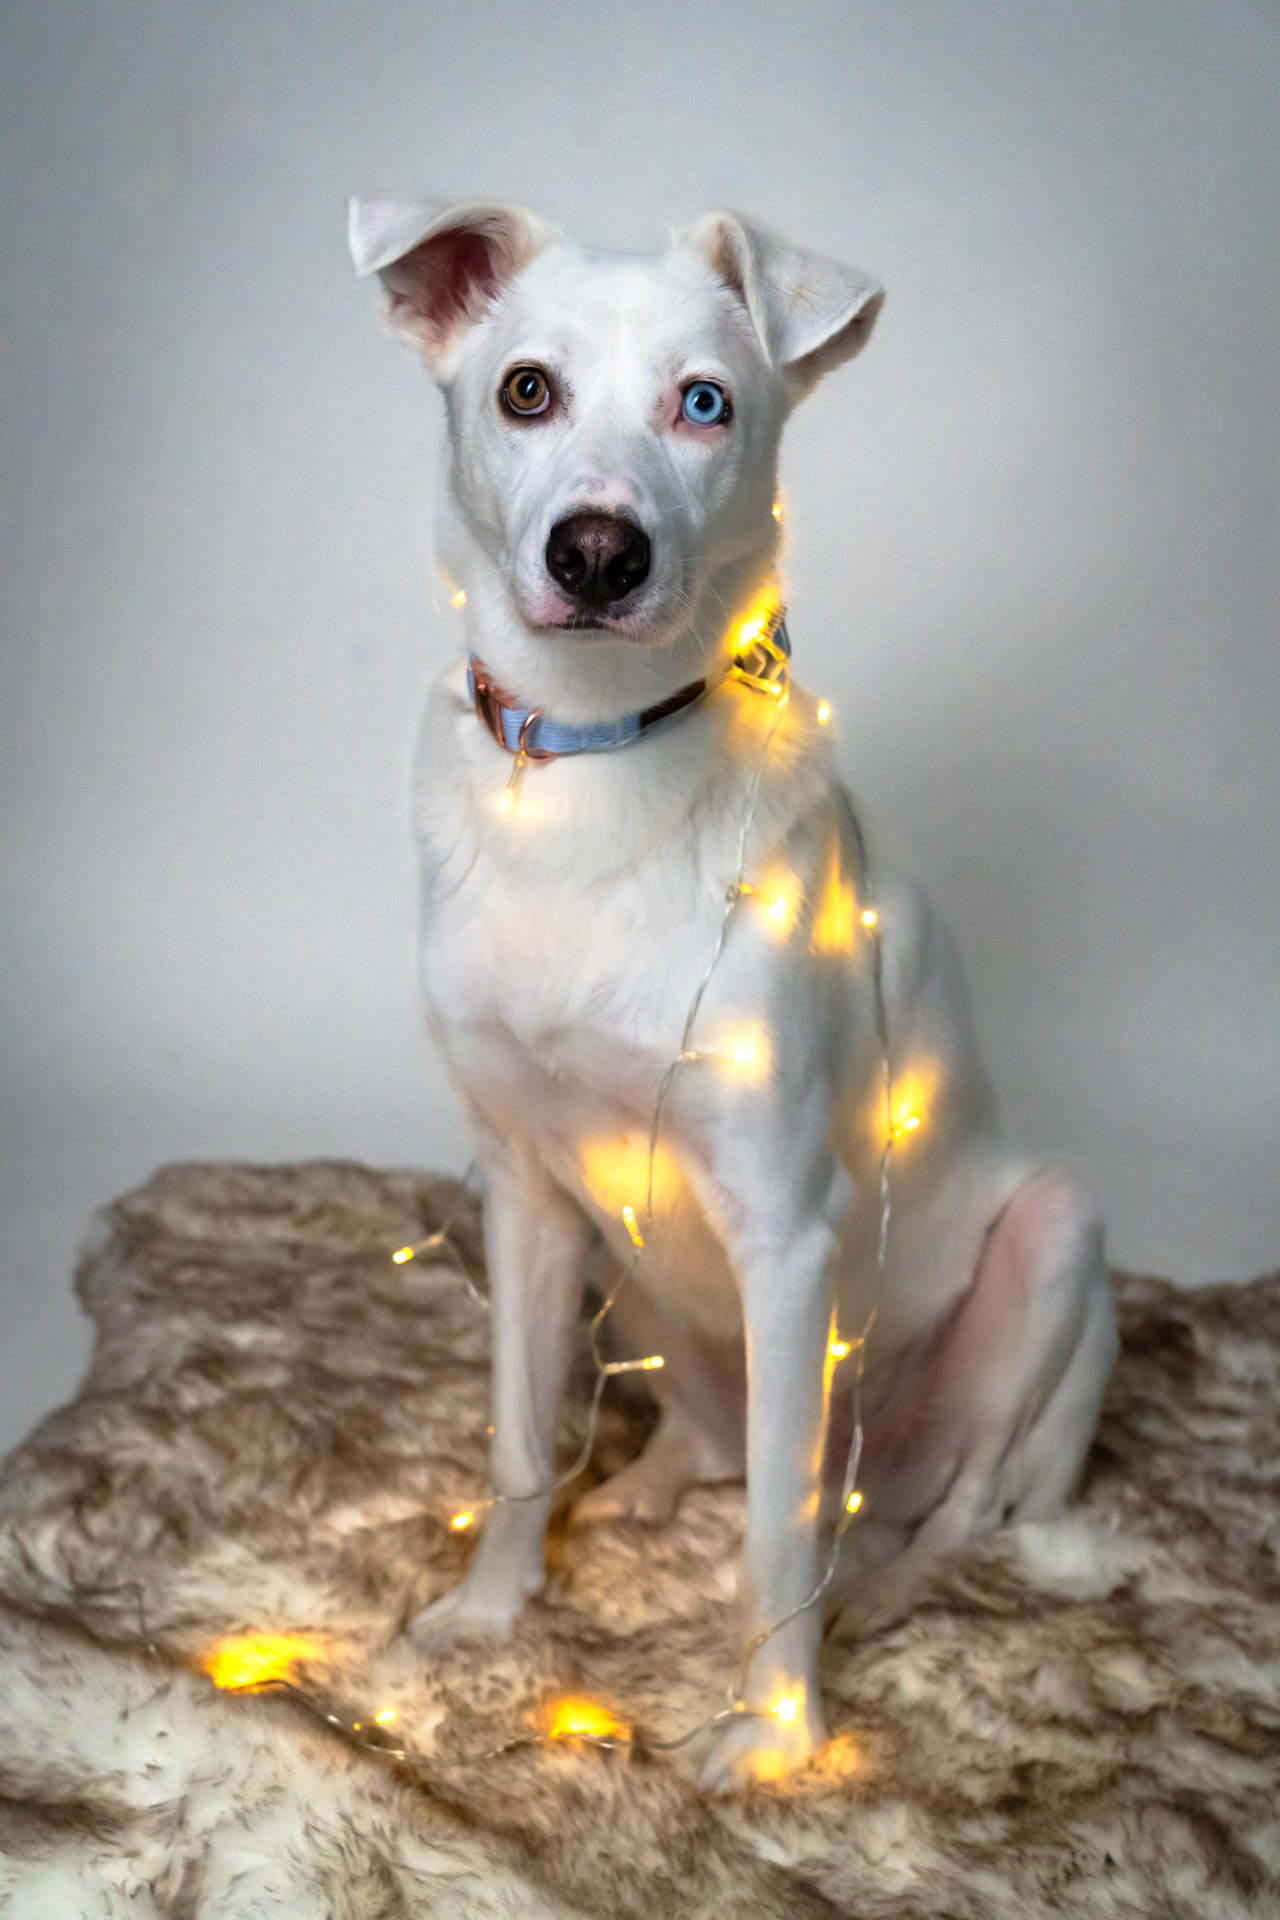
[501,366,551,417]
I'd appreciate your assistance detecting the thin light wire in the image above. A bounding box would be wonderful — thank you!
[362,616,900,1764]
[395,1162,487,1309]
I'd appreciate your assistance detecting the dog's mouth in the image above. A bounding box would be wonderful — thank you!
[535,608,666,640]
[552,612,629,633]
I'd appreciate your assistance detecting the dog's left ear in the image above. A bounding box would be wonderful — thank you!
[348,194,558,374]
[677,212,884,400]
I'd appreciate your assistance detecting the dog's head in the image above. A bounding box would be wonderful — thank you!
[350,196,882,670]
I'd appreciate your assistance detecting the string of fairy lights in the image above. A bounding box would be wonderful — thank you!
[20,576,918,1782]
[241,592,907,1769]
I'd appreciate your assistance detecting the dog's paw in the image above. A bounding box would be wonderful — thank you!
[404,1576,529,1654]
[698,1698,826,1794]
[572,1457,684,1527]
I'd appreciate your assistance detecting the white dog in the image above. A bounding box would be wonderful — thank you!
[348,196,1118,1791]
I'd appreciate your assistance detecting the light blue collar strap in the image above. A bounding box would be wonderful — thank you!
[466,614,790,761]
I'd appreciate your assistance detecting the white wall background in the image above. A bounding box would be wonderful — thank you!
[2,0,1277,1455]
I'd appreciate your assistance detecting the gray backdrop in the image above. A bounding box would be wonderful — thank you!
[2,0,1277,1453]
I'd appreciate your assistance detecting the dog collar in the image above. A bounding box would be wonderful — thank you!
[466,613,791,762]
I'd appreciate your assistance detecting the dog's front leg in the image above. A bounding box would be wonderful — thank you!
[408,1127,588,1650]
[700,1198,839,1792]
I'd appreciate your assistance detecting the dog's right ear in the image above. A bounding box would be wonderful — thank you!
[347,195,558,374]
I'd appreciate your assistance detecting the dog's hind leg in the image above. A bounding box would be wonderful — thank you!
[828,1165,1117,1642]
[573,1281,745,1526]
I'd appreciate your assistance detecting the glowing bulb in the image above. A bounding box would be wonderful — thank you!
[895,1114,921,1137]
[860,908,878,928]
[392,1246,414,1265]
[816,700,831,726]
[846,1489,864,1514]
[724,1028,770,1078]
[737,612,766,646]
[451,1511,474,1531]
[622,1204,645,1250]
[547,1696,627,1741]
[812,866,856,954]
[829,1337,851,1360]
[451,588,467,609]
[737,881,793,933]
[498,750,529,816]
[772,501,783,520]
[773,1691,800,1723]
[204,1633,323,1691]
[375,1708,396,1724]
[602,1352,666,1377]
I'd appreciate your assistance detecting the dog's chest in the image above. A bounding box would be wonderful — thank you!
[422,842,749,1308]
[424,845,715,1098]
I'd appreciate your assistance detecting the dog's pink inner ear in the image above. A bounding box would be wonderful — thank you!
[701,220,749,307]
[384,225,505,356]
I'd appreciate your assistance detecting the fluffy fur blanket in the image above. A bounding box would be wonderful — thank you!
[0,1159,1276,1919]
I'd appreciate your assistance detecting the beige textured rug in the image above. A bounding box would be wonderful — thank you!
[0,1159,1276,1919]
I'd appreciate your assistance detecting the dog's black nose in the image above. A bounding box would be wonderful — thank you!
[545,512,651,605]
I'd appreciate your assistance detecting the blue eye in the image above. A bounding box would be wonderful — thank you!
[681,379,730,427]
